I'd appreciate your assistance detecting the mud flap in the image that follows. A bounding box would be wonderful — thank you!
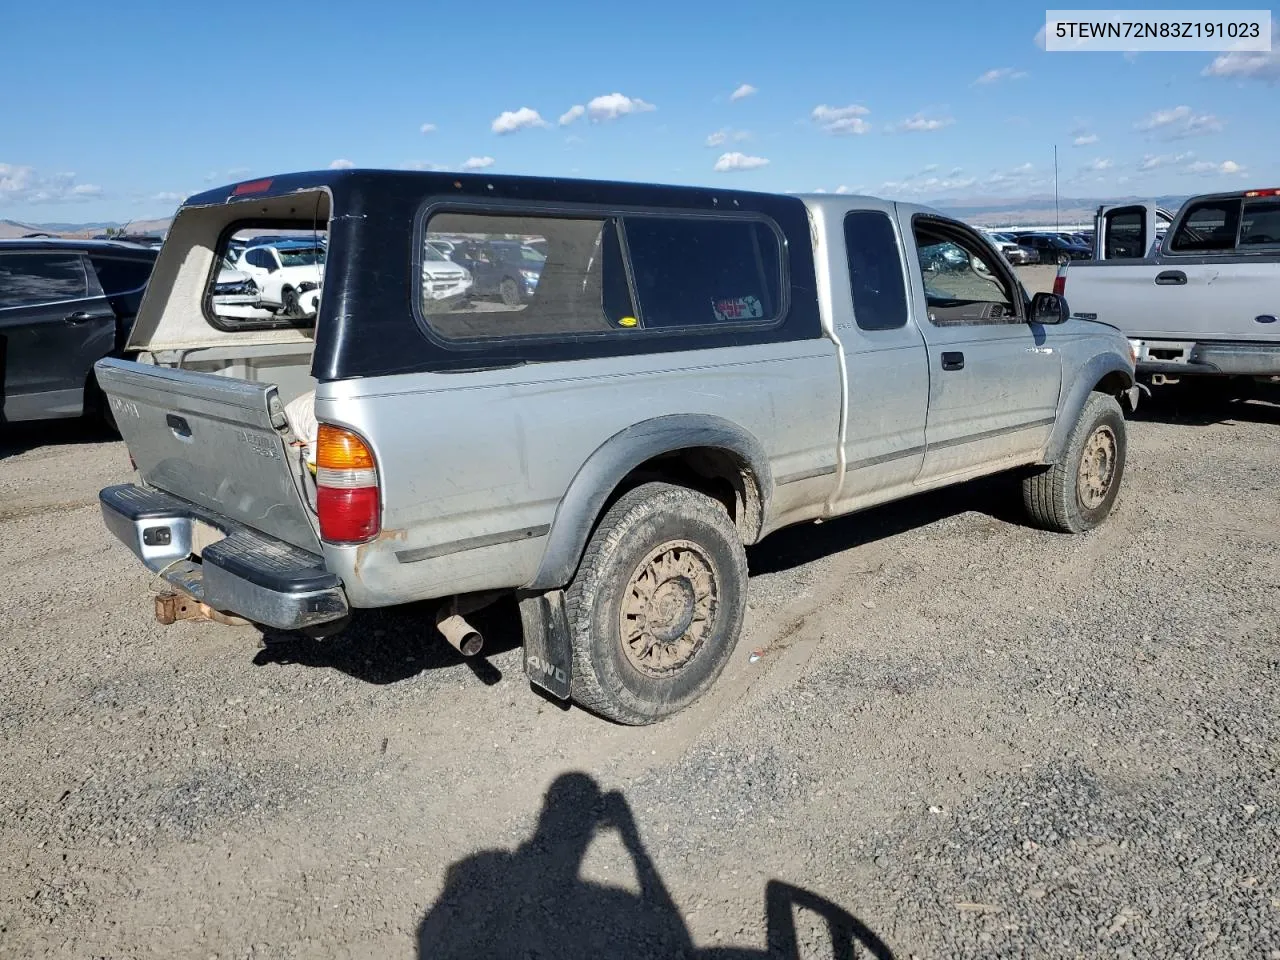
[518,589,572,700]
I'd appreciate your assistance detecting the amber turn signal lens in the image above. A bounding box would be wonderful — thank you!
[316,424,376,471]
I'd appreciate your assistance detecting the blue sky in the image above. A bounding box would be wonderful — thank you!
[2,0,1277,222]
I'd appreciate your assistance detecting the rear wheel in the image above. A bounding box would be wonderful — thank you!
[280,285,299,317]
[564,482,748,725]
[1056,251,1070,266]
[1023,393,1127,533]
[499,277,521,307]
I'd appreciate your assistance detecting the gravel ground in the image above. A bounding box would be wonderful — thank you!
[1,357,1277,957]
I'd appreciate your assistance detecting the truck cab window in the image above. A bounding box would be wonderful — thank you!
[1239,199,1280,248]
[1169,199,1242,253]
[912,223,1017,325]
[843,210,908,331]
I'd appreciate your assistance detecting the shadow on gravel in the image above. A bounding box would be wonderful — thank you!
[417,772,894,959]
[748,472,1023,577]
[252,596,523,686]
[0,417,118,461]
[1129,379,1280,427]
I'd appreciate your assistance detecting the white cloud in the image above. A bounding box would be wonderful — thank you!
[0,164,103,204]
[713,151,769,172]
[204,171,219,182]
[420,123,438,134]
[462,156,495,170]
[491,107,548,135]
[704,128,750,147]
[729,83,758,101]
[329,158,355,169]
[1136,105,1223,139]
[401,161,447,171]
[891,113,955,133]
[1084,158,1113,172]
[559,104,586,126]
[835,185,851,194]
[1138,151,1194,171]
[1072,133,1099,146]
[150,191,184,202]
[585,93,656,122]
[1187,159,1247,176]
[975,67,1028,85]
[879,167,979,197]
[1203,27,1280,83]
[811,104,871,135]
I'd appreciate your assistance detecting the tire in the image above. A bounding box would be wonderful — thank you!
[499,277,521,307]
[1022,392,1127,534]
[564,482,748,725]
[280,286,299,317]
[1056,252,1070,266]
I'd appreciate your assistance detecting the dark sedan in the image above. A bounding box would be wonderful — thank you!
[1016,233,1092,265]
[0,239,157,424]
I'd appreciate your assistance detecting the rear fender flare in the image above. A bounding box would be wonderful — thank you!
[1044,353,1134,463]
[526,415,772,590]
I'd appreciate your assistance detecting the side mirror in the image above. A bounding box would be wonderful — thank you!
[1030,291,1069,325]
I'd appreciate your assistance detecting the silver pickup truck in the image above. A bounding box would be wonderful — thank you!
[1058,188,1280,385]
[95,170,1136,724]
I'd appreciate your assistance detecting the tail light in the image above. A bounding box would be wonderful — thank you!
[1052,272,1066,297]
[315,424,380,543]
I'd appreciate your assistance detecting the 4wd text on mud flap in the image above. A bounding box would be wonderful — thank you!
[526,656,567,685]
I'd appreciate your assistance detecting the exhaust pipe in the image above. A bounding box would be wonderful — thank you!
[435,602,484,656]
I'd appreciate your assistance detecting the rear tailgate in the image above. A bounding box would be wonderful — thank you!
[95,356,319,552]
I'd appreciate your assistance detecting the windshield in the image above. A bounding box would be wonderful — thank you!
[424,243,450,262]
[277,246,325,267]
[520,245,546,262]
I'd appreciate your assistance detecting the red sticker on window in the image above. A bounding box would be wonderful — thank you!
[712,295,763,322]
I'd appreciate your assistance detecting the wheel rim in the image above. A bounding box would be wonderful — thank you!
[1077,425,1118,509]
[619,540,717,677]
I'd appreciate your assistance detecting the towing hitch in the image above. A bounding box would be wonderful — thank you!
[154,591,248,627]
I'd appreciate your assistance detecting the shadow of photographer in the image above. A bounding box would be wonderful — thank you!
[417,772,893,959]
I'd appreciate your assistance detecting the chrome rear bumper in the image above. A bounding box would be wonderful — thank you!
[100,484,349,631]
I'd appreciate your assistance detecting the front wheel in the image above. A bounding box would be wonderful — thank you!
[564,482,748,725]
[279,285,300,317]
[499,277,521,307]
[1057,252,1070,266]
[1022,393,1127,534]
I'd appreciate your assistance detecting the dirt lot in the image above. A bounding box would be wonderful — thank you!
[2,303,1278,957]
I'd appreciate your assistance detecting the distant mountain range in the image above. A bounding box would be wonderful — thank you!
[0,217,172,240]
[0,193,1191,240]
[934,194,1188,228]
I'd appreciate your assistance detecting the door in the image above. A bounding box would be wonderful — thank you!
[830,207,928,508]
[898,211,1063,483]
[0,251,116,422]
[1095,202,1175,259]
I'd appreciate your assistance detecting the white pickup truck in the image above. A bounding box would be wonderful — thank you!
[1056,188,1280,385]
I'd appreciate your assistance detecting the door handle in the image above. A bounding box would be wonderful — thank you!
[1154,270,1187,286]
[64,310,94,324]
[941,351,965,371]
[1257,315,1278,324]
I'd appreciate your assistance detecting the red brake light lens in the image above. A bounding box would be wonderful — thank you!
[1244,189,1280,197]
[1052,274,1066,297]
[317,486,380,543]
[231,178,274,196]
